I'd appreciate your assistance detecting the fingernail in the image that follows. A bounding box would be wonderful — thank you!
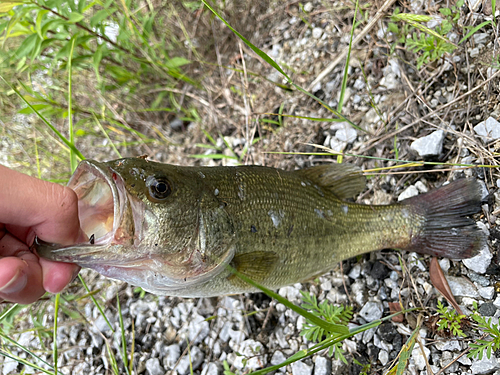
[0,269,28,294]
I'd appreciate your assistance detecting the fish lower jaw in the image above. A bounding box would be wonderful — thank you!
[87,264,193,293]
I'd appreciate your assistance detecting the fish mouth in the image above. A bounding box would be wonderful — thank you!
[36,160,142,262]
[71,160,121,246]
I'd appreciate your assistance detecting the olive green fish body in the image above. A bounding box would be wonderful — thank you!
[180,166,419,296]
[35,158,485,297]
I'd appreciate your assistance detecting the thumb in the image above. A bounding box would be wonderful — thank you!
[0,166,83,246]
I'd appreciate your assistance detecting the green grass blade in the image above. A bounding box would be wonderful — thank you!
[338,0,359,113]
[0,304,19,322]
[0,350,54,375]
[292,85,363,131]
[261,113,353,123]
[78,274,115,333]
[129,320,135,375]
[68,36,77,172]
[189,154,239,160]
[458,21,491,44]
[395,325,419,375]
[33,131,42,178]
[117,295,131,375]
[92,113,122,158]
[0,76,85,161]
[53,293,60,374]
[493,0,497,26]
[106,339,120,375]
[201,129,219,148]
[0,331,61,374]
[201,1,290,82]
[267,149,497,169]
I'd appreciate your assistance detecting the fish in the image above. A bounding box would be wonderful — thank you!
[35,158,486,297]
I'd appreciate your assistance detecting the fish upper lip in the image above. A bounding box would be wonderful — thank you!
[69,160,124,246]
[65,159,145,252]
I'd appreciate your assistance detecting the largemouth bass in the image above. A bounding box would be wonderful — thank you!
[35,158,486,297]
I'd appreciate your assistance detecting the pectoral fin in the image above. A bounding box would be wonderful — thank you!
[296,163,366,199]
[228,251,279,287]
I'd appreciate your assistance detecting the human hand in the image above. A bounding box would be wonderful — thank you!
[0,165,84,304]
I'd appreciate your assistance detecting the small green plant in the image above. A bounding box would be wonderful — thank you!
[405,28,456,69]
[299,291,353,363]
[436,300,466,337]
[353,358,371,375]
[222,360,240,375]
[388,2,464,68]
[468,302,500,360]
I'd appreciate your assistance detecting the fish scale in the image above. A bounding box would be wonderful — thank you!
[200,167,417,293]
[35,158,486,297]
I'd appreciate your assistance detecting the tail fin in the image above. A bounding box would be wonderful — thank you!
[402,179,486,259]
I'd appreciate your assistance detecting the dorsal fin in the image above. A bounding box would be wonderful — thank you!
[296,163,366,199]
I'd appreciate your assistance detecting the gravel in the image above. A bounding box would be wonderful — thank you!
[463,246,493,274]
[312,27,323,39]
[270,351,287,372]
[232,339,266,371]
[163,344,181,369]
[335,124,357,143]
[201,363,221,375]
[479,286,495,300]
[479,302,497,316]
[471,352,500,375]
[412,345,430,371]
[398,185,419,201]
[313,356,331,375]
[410,130,445,157]
[358,301,384,322]
[177,346,205,375]
[474,117,500,141]
[447,276,480,298]
[291,360,313,375]
[146,358,164,375]
[1,361,17,375]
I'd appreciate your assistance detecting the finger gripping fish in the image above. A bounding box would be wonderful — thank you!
[35,158,486,297]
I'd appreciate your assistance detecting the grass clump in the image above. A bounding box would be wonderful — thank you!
[0,0,200,173]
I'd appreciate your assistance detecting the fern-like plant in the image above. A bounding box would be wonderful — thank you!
[299,291,353,363]
[469,302,500,360]
[436,300,466,337]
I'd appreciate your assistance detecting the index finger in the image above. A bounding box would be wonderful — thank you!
[0,165,83,246]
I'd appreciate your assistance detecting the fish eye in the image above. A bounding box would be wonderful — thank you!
[146,176,172,201]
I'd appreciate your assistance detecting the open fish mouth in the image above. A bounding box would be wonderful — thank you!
[71,160,121,246]
[35,160,140,263]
